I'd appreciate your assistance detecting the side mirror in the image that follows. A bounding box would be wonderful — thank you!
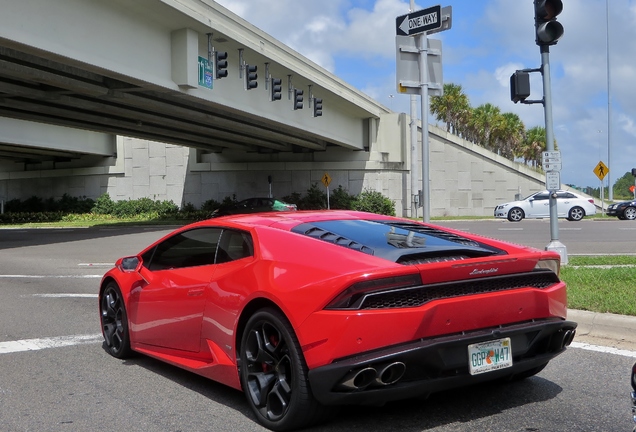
[116,256,141,272]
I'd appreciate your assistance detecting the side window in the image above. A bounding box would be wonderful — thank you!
[533,193,549,201]
[216,229,254,264]
[144,227,223,271]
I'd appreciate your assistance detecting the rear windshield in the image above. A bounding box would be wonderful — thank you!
[291,219,504,263]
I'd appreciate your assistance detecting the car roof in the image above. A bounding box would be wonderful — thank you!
[205,210,386,228]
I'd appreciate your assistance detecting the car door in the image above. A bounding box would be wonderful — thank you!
[527,192,550,218]
[133,227,222,352]
[556,191,575,217]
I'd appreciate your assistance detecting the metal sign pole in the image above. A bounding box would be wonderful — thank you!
[410,0,419,220]
[541,46,567,263]
[419,33,430,223]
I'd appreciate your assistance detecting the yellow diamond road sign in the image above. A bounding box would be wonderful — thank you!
[593,161,609,181]
[321,172,332,188]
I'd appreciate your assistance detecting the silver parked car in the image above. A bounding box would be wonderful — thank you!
[494,190,597,222]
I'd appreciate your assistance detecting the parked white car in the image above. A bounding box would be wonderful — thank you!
[494,190,597,222]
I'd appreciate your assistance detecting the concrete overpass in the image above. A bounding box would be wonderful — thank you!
[0,0,557,217]
[0,0,390,160]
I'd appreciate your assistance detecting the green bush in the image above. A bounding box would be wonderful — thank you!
[281,192,302,207]
[299,183,327,210]
[201,199,221,212]
[329,185,356,210]
[92,193,115,214]
[352,189,396,216]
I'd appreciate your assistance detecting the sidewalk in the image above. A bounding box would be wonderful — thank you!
[568,309,636,344]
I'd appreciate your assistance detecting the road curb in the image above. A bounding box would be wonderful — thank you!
[568,309,636,343]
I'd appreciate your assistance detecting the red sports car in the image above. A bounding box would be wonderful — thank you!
[99,210,577,431]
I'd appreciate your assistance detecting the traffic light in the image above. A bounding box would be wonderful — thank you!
[534,0,564,46]
[215,51,228,79]
[245,64,258,90]
[271,78,282,101]
[313,97,323,117]
[510,71,530,103]
[632,168,636,177]
[293,88,303,110]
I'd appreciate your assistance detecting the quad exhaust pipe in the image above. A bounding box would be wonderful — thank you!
[337,362,406,391]
[562,329,575,347]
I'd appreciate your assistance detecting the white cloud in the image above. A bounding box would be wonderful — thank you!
[215,0,636,188]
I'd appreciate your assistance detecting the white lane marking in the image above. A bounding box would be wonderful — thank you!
[498,228,524,231]
[0,275,102,278]
[560,228,582,231]
[571,341,636,358]
[30,294,97,298]
[569,265,636,269]
[0,334,103,354]
[78,263,113,267]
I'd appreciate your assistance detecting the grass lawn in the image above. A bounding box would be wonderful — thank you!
[562,256,636,316]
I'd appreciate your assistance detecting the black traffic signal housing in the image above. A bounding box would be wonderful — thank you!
[271,78,282,101]
[510,71,531,103]
[632,168,636,177]
[534,0,564,46]
[293,88,303,110]
[313,97,323,117]
[215,51,228,79]
[245,64,258,90]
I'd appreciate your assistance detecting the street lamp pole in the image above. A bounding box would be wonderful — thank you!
[606,0,613,202]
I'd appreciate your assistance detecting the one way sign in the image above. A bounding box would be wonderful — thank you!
[396,5,442,37]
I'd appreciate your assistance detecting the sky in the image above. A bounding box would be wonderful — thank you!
[214,0,636,189]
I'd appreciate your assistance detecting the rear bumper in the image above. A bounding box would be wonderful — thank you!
[308,318,576,406]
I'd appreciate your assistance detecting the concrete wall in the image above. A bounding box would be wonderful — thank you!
[0,121,555,218]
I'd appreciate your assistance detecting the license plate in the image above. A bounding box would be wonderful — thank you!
[468,338,513,375]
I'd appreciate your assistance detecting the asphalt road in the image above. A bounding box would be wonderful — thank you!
[435,218,636,255]
[0,223,634,431]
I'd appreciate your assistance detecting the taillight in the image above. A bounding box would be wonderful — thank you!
[535,258,560,277]
[326,273,422,309]
[588,199,594,204]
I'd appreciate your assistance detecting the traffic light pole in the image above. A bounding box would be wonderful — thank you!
[541,45,568,264]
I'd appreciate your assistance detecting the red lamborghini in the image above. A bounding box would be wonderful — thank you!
[99,210,577,431]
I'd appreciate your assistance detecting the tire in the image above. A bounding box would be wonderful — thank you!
[507,207,524,222]
[624,207,636,221]
[239,308,333,431]
[567,206,585,221]
[100,282,133,359]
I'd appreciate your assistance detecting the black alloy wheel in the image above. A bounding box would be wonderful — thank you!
[239,308,332,431]
[100,282,132,359]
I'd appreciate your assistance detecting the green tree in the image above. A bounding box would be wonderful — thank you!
[613,171,636,199]
[467,103,503,152]
[519,126,557,168]
[497,112,526,160]
[430,83,471,137]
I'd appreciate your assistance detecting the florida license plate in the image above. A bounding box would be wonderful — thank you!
[468,338,513,375]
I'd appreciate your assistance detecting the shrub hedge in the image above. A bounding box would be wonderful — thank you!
[0,184,395,224]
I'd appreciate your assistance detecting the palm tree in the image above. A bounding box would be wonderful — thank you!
[520,126,554,167]
[468,103,503,152]
[430,83,471,137]
[497,113,526,159]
